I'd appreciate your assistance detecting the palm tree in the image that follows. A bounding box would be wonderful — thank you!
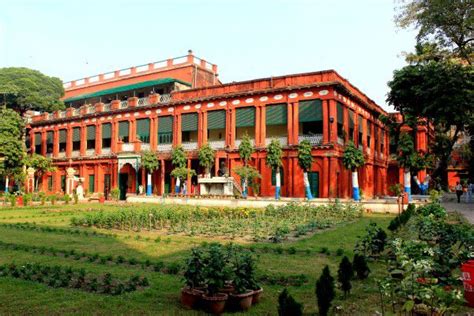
[342,142,365,201]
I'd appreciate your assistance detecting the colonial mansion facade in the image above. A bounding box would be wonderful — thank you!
[26,51,408,200]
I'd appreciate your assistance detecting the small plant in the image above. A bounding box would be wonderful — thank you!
[336,248,344,256]
[277,288,303,316]
[337,256,353,298]
[316,265,335,316]
[63,194,71,205]
[184,248,205,288]
[355,222,387,257]
[352,254,370,280]
[110,188,120,201]
[73,192,79,204]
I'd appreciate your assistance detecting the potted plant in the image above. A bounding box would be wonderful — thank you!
[181,248,206,309]
[229,250,256,311]
[98,193,105,204]
[198,143,215,178]
[201,244,229,314]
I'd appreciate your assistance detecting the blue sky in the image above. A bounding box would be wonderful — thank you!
[0,0,416,110]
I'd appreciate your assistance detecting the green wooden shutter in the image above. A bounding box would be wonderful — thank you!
[87,125,96,140]
[158,116,173,133]
[102,123,111,138]
[89,175,95,193]
[337,102,344,124]
[35,133,41,144]
[236,107,255,127]
[349,110,354,129]
[266,104,287,126]
[59,130,67,143]
[181,113,198,132]
[381,130,385,144]
[47,131,53,144]
[119,121,129,138]
[367,121,371,136]
[136,119,150,140]
[207,110,226,130]
[73,127,81,141]
[358,116,363,133]
[299,100,322,122]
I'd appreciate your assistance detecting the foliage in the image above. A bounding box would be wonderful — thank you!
[337,256,353,298]
[389,183,403,197]
[197,143,215,172]
[201,243,231,295]
[232,248,258,293]
[395,0,473,63]
[238,133,254,165]
[266,138,283,171]
[183,248,206,288]
[396,132,431,172]
[70,202,363,241]
[24,154,56,190]
[233,165,261,185]
[277,288,303,316]
[171,145,187,169]
[388,203,415,231]
[355,222,387,257]
[63,194,71,205]
[342,141,365,171]
[110,188,120,201]
[0,67,65,114]
[352,254,370,280]
[387,60,473,185]
[141,151,159,173]
[297,139,312,171]
[0,107,25,178]
[316,265,335,316]
[0,262,147,295]
[170,166,196,181]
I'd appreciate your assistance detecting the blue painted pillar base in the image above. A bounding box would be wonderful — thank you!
[404,186,411,201]
[146,185,152,196]
[275,186,281,200]
[305,186,313,200]
[353,187,360,202]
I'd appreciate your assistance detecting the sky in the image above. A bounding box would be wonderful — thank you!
[0,0,417,111]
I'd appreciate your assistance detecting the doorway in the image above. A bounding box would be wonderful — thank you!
[119,173,128,200]
[308,172,319,198]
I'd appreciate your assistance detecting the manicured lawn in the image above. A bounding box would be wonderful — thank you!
[0,203,393,315]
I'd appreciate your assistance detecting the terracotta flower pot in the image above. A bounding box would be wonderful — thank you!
[229,290,254,311]
[202,293,228,315]
[180,287,203,309]
[99,197,105,204]
[252,287,263,304]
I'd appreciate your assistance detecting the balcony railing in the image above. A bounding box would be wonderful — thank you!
[182,142,198,151]
[157,143,172,152]
[57,152,66,158]
[59,111,66,118]
[138,97,149,107]
[120,101,128,109]
[87,105,95,114]
[141,143,150,151]
[101,148,111,155]
[73,109,80,116]
[367,148,371,155]
[337,137,344,145]
[298,134,323,145]
[265,136,288,147]
[86,149,95,156]
[103,103,111,111]
[209,140,225,149]
[160,94,171,103]
[72,151,80,158]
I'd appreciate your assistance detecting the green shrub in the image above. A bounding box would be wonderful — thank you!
[277,288,303,316]
[110,188,120,201]
[352,254,370,280]
[63,194,71,205]
[316,266,335,316]
[337,256,353,298]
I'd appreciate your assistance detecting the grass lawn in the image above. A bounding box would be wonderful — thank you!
[0,203,393,315]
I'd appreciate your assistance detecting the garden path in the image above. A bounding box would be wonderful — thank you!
[443,201,474,224]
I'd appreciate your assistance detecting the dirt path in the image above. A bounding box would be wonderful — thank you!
[442,202,474,224]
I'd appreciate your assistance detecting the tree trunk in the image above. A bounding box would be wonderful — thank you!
[404,170,411,201]
[352,171,360,201]
[303,171,313,200]
[175,177,180,194]
[146,172,152,196]
[275,166,281,200]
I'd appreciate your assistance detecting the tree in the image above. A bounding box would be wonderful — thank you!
[316,265,335,316]
[395,0,473,64]
[277,288,303,316]
[236,133,256,198]
[141,150,159,196]
[0,108,26,192]
[352,254,370,280]
[24,153,56,191]
[387,61,473,187]
[297,140,313,199]
[0,67,65,115]
[198,143,215,178]
[266,138,283,199]
[171,145,192,194]
[337,256,354,298]
[342,141,365,201]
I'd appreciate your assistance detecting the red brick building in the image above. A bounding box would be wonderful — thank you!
[27,52,394,199]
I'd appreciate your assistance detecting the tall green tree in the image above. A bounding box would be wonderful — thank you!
[395,0,473,64]
[387,61,473,187]
[198,143,215,178]
[266,138,283,199]
[342,141,365,201]
[24,153,56,191]
[0,108,25,192]
[297,139,313,199]
[171,145,189,194]
[236,133,256,198]
[0,68,65,115]
[337,256,354,298]
[141,150,159,196]
[316,265,335,316]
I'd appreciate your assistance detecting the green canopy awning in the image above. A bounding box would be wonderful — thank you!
[63,78,191,103]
